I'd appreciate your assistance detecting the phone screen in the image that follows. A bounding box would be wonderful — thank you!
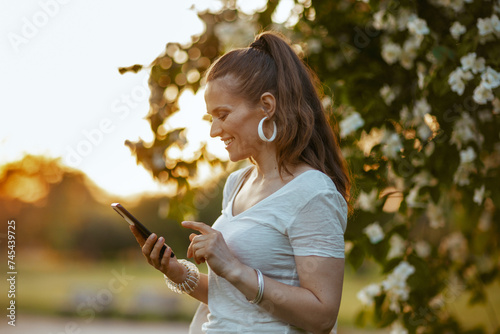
[111,203,174,258]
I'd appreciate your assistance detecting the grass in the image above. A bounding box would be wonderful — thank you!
[3,258,499,331]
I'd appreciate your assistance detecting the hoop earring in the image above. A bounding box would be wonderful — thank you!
[258,117,277,142]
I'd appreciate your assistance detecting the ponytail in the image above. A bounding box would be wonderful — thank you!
[206,31,351,204]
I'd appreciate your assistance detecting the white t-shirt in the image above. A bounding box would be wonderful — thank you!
[197,166,348,334]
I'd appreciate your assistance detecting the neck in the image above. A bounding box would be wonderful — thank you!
[251,146,281,181]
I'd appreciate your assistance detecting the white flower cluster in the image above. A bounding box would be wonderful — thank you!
[439,232,468,263]
[357,283,381,306]
[450,113,482,149]
[450,21,466,40]
[357,188,378,212]
[382,131,403,159]
[387,234,406,260]
[363,222,384,243]
[358,261,416,313]
[382,261,416,313]
[407,16,430,36]
[449,52,499,104]
[390,321,408,334]
[477,14,500,38]
[340,111,365,138]
[378,12,428,69]
[454,146,477,186]
[473,185,486,204]
[380,85,398,105]
[427,200,446,229]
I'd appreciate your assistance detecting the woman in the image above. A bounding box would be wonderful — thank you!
[130,31,351,334]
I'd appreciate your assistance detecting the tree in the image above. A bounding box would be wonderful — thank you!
[120,0,500,332]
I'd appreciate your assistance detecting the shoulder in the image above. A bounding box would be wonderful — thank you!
[291,170,348,219]
[294,170,343,199]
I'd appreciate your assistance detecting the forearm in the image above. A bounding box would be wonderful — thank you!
[226,265,340,334]
[186,273,208,304]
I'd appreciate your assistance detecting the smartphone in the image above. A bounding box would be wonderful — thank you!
[111,203,175,258]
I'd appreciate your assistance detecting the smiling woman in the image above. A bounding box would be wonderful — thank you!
[129,31,351,334]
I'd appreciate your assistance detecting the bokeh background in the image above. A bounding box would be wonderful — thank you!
[1,0,499,333]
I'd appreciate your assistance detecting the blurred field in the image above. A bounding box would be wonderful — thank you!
[1,258,498,333]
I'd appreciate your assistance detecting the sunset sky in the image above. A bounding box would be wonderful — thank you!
[0,0,230,196]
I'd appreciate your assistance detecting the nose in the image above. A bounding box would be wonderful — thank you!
[210,120,222,138]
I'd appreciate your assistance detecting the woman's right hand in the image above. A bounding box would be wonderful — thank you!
[129,225,187,283]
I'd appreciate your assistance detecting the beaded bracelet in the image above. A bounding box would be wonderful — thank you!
[164,259,200,294]
[249,269,264,304]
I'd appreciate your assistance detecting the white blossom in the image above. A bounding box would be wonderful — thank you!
[460,147,476,163]
[473,83,494,104]
[387,234,406,260]
[390,321,409,334]
[412,170,436,188]
[472,57,486,74]
[415,240,431,258]
[448,68,474,96]
[480,67,500,89]
[450,21,466,40]
[460,53,477,72]
[397,8,412,31]
[382,132,403,159]
[454,163,476,186]
[407,17,430,36]
[473,185,485,204]
[340,111,365,138]
[400,105,411,124]
[427,201,446,228]
[363,222,385,244]
[382,261,415,314]
[413,98,431,120]
[382,42,402,64]
[418,123,432,140]
[399,36,421,70]
[406,186,425,208]
[357,188,378,212]
[492,14,500,32]
[373,10,396,31]
[450,113,478,148]
[477,17,494,36]
[380,85,397,105]
[357,283,381,306]
[451,79,466,95]
[440,232,468,263]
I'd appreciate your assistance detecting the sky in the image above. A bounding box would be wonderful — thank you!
[0,0,230,197]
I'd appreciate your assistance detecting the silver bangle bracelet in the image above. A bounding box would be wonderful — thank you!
[249,269,264,304]
[164,259,200,294]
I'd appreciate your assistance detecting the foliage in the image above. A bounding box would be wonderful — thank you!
[120,0,500,332]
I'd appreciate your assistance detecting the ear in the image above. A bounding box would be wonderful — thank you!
[259,92,276,118]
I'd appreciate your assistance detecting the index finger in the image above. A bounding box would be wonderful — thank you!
[129,225,146,247]
[182,221,214,235]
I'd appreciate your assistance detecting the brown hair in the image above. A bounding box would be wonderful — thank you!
[206,31,351,204]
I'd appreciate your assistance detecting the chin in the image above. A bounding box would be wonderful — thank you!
[227,151,250,163]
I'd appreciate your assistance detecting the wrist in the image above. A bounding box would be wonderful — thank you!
[224,261,250,284]
[166,260,188,283]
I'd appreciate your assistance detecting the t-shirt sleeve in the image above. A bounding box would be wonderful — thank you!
[288,189,347,258]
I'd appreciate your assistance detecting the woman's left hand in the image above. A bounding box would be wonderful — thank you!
[182,221,241,279]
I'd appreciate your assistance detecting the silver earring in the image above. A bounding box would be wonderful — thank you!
[258,117,277,142]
